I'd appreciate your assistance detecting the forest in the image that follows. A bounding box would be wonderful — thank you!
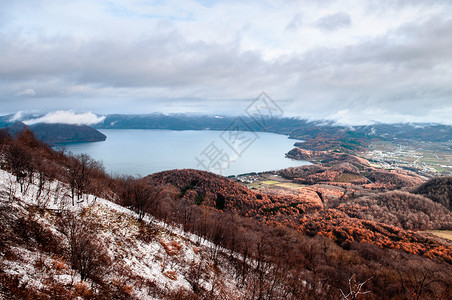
[0,128,451,299]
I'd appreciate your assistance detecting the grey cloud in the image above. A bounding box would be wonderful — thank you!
[366,0,450,11]
[285,13,303,31]
[342,17,452,70]
[0,31,274,92]
[2,20,451,124]
[315,12,351,31]
[276,14,452,122]
[1,1,452,125]
[15,88,36,97]
[297,14,452,78]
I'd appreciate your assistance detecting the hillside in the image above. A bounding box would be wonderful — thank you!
[336,191,452,230]
[0,169,249,299]
[150,169,452,263]
[29,123,107,145]
[146,169,323,216]
[2,121,106,145]
[282,148,424,190]
[1,129,452,299]
[414,176,452,211]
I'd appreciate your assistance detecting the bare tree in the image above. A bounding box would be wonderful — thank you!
[186,261,207,294]
[120,177,163,221]
[0,129,12,169]
[5,172,17,202]
[59,212,110,282]
[340,274,372,300]
[66,154,103,205]
[33,156,57,209]
[5,142,33,194]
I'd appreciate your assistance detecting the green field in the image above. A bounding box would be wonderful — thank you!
[261,180,279,185]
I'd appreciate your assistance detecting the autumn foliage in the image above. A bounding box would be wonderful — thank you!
[1,129,452,299]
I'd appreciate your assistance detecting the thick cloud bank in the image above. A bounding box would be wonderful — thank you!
[23,111,105,126]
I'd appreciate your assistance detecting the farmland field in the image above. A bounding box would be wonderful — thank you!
[428,230,452,241]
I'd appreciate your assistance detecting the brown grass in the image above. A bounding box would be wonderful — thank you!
[428,230,452,241]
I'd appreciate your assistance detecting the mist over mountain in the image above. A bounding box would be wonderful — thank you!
[96,114,452,143]
[3,112,452,145]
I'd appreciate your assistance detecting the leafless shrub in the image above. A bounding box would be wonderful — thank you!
[58,212,111,282]
[339,274,371,300]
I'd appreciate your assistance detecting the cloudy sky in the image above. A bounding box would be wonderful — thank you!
[1,0,451,125]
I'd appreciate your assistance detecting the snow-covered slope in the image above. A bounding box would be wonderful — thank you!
[0,169,246,299]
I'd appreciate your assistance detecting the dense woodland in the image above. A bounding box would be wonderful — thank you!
[0,129,451,299]
[414,177,452,211]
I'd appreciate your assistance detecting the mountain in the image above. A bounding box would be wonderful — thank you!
[96,113,237,130]
[4,112,452,147]
[95,113,452,142]
[283,148,424,189]
[0,169,248,299]
[146,169,323,214]
[2,122,106,145]
[3,121,27,135]
[148,169,451,261]
[337,191,452,230]
[1,117,452,299]
[0,114,13,128]
[29,123,106,145]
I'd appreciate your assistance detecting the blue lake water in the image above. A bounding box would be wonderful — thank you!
[60,129,309,176]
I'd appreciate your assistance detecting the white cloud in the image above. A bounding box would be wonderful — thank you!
[8,111,24,122]
[15,88,36,96]
[24,111,105,125]
[321,106,452,126]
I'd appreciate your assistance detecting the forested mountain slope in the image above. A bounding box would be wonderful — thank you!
[1,129,451,299]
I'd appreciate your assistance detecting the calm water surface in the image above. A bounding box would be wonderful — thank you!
[60,129,309,176]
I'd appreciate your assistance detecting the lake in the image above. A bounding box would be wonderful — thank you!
[60,129,309,176]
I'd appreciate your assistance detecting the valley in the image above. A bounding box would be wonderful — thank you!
[1,123,452,299]
[364,140,452,176]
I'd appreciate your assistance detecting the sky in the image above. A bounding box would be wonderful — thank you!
[0,0,451,125]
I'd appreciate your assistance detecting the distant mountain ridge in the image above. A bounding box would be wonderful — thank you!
[1,120,106,145]
[94,114,452,143]
[29,123,106,144]
[2,113,451,146]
